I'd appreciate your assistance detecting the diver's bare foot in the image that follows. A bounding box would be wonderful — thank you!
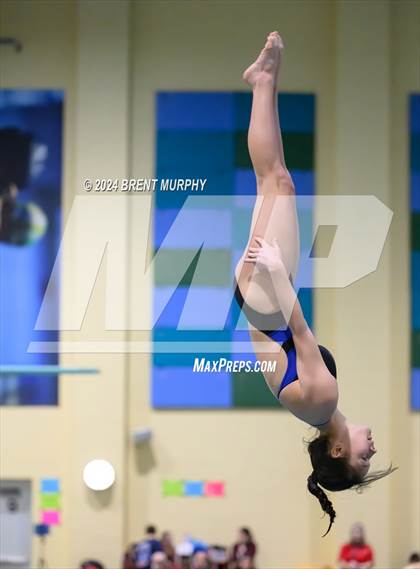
[243,31,283,87]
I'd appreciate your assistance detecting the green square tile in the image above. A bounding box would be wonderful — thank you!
[234,131,314,171]
[234,131,252,169]
[412,330,420,367]
[40,493,61,510]
[155,249,232,286]
[283,133,314,171]
[411,213,420,251]
[162,480,184,497]
[232,371,283,408]
[410,133,420,170]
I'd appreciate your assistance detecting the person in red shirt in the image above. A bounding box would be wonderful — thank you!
[337,523,374,569]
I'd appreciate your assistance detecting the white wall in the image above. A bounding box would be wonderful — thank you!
[0,1,418,567]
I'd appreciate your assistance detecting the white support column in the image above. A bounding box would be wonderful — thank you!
[389,0,420,562]
[331,0,392,565]
[63,2,131,567]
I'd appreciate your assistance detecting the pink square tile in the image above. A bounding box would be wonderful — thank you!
[204,481,225,497]
[41,510,61,525]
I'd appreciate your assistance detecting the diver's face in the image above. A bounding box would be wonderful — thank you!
[348,424,377,476]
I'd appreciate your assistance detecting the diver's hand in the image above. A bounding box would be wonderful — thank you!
[244,236,287,274]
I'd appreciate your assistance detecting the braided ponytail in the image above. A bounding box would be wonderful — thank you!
[307,472,336,536]
[306,434,397,536]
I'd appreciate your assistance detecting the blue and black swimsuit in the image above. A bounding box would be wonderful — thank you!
[233,277,337,412]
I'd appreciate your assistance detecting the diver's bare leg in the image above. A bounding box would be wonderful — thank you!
[244,32,287,180]
[236,32,300,308]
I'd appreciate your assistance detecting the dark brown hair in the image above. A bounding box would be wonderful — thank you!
[239,527,253,543]
[306,434,397,536]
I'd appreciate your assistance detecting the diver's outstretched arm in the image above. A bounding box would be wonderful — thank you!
[245,237,337,401]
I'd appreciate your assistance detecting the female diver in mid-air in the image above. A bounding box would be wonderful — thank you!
[234,31,396,535]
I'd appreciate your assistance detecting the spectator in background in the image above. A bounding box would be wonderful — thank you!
[337,523,374,569]
[191,551,210,569]
[135,525,162,569]
[80,562,105,569]
[229,528,257,569]
[161,531,176,563]
[175,538,194,569]
[237,557,255,569]
[123,543,138,569]
[208,545,229,569]
[150,552,171,569]
[177,556,192,569]
[403,553,420,569]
